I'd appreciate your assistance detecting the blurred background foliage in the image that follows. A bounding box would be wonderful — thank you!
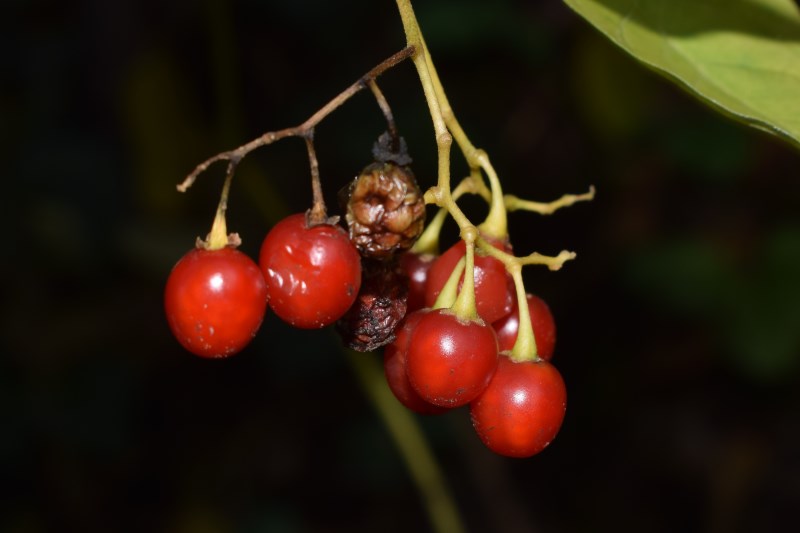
[2,0,800,532]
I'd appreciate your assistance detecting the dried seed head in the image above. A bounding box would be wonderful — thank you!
[336,259,408,352]
[345,162,426,260]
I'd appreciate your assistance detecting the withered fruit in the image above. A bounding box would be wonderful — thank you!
[336,258,408,352]
[344,162,425,260]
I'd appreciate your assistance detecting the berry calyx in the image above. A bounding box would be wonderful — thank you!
[424,237,514,324]
[165,246,268,358]
[406,308,498,407]
[384,310,449,415]
[259,213,362,329]
[470,355,566,458]
[493,293,556,360]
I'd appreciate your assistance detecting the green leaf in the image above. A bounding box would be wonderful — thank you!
[563,0,800,150]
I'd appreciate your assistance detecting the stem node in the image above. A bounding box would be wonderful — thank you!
[460,225,478,244]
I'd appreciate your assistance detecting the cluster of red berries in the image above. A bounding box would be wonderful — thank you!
[164,211,362,357]
[388,240,566,458]
[165,151,567,458]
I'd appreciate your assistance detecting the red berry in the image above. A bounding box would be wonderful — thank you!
[406,309,499,407]
[384,310,449,415]
[165,247,268,358]
[399,251,435,313]
[424,238,514,323]
[259,213,361,329]
[493,293,556,360]
[470,356,566,458]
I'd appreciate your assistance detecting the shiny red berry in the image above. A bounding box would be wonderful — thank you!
[424,238,514,323]
[165,247,268,358]
[259,213,361,329]
[493,293,556,360]
[384,310,449,415]
[406,309,499,407]
[399,251,435,313]
[470,356,566,458]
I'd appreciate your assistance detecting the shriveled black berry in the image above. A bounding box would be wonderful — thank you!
[344,162,426,260]
[336,259,408,352]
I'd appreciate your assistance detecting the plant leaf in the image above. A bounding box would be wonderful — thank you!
[563,0,800,150]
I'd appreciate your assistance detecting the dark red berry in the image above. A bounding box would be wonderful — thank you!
[384,310,449,415]
[406,309,499,407]
[493,293,556,360]
[336,258,408,352]
[424,238,514,323]
[399,251,435,313]
[470,355,566,458]
[165,247,268,358]
[259,213,361,329]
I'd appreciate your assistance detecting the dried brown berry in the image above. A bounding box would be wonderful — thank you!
[336,259,408,352]
[344,162,426,260]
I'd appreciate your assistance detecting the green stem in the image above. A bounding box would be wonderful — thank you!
[345,350,465,533]
[398,9,507,240]
[505,185,596,216]
[432,256,465,310]
[450,229,479,321]
[395,0,472,234]
[412,205,448,255]
[411,176,489,255]
[476,160,508,239]
[475,235,576,272]
[508,266,538,363]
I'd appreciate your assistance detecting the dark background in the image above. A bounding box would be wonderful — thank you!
[3,1,800,532]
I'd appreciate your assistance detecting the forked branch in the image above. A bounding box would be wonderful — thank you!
[176,46,415,193]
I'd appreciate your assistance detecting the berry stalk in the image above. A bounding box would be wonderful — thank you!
[203,161,240,250]
[450,227,480,321]
[475,153,508,240]
[507,266,539,363]
[176,47,415,194]
[304,133,329,225]
[431,256,465,310]
[410,175,486,255]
